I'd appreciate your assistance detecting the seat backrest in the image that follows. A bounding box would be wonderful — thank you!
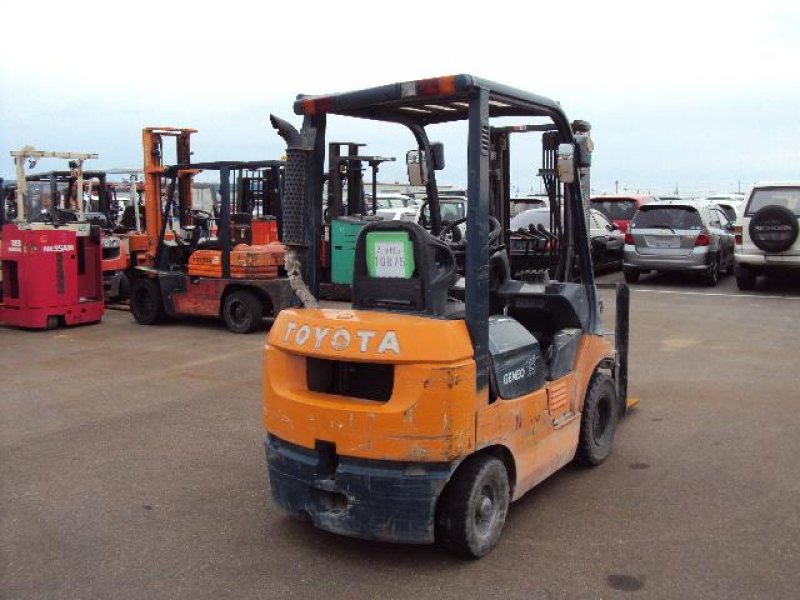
[120,206,145,230]
[231,212,252,225]
[352,220,458,316]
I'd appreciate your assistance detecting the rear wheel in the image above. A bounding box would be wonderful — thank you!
[623,268,640,284]
[436,455,510,558]
[576,373,618,466]
[735,267,757,291]
[130,277,165,325]
[704,254,721,286]
[222,290,263,334]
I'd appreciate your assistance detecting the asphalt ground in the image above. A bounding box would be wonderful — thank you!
[2,269,800,599]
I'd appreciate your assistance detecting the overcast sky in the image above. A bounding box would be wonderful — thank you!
[1,0,798,196]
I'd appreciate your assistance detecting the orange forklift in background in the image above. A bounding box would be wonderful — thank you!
[128,127,291,332]
[264,75,635,557]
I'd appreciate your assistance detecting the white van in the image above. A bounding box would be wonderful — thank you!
[734,182,800,290]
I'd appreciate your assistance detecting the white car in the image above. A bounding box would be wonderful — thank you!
[734,182,800,290]
[510,195,550,217]
[698,193,746,224]
[510,207,624,271]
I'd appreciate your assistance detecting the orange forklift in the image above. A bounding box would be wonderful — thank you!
[263,75,634,557]
[128,145,291,333]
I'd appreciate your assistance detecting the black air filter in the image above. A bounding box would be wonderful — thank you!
[282,149,308,247]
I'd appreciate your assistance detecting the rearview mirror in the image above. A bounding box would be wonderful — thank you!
[406,149,428,186]
[430,142,445,170]
[556,143,575,183]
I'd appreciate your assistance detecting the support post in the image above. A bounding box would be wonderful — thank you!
[466,88,490,392]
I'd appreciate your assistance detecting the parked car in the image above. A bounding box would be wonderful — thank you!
[623,201,735,285]
[700,194,746,224]
[509,207,623,272]
[418,196,468,240]
[591,194,657,233]
[589,208,625,270]
[734,182,800,290]
[510,194,550,217]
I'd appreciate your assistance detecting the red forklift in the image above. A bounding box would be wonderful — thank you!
[22,169,132,302]
[129,156,292,333]
[0,147,105,329]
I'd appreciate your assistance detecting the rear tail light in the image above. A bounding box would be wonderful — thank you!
[300,95,335,115]
[694,232,711,247]
[734,225,742,245]
[414,76,457,97]
[624,232,634,245]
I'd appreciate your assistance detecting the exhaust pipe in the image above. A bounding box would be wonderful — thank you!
[270,115,302,149]
[270,114,319,308]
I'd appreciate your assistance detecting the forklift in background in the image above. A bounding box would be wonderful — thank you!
[22,169,131,302]
[122,127,196,271]
[129,158,291,333]
[265,75,633,557]
[0,147,104,329]
[316,142,395,298]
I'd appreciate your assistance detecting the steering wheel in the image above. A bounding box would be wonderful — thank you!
[438,215,503,250]
[186,208,214,222]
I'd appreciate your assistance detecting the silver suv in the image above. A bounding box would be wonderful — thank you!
[623,201,735,286]
[734,182,800,290]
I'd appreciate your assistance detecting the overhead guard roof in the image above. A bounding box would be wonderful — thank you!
[164,160,284,174]
[293,74,568,126]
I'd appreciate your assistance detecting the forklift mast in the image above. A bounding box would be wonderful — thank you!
[490,123,594,282]
[142,127,196,265]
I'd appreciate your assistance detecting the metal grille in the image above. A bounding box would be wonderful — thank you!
[548,381,568,412]
[282,149,308,246]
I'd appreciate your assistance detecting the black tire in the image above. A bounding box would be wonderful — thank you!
[704,254,721,286]
[436,455,510,558]
[623,268,640,284]
[222,290,263,334]
[116,272,131,303]
[735,266,757,291]
[749,205,799,253]
[45,316,60,330]
[575,373,619,466]
[130,277,165,325]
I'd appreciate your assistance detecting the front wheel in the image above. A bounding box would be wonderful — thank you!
[116,272,131,303]
[130,277,165,325]
[436,455,510,558]
[575,373,619,466]
[222,290,263,334]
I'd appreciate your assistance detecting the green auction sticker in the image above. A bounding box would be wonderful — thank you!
[366,231,415,278]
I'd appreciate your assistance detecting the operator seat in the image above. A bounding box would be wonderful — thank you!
[352,221,461,318]
[120,206,145,231]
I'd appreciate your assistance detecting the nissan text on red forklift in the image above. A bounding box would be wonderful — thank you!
[264,75,635,557]
[0,147,105,329]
